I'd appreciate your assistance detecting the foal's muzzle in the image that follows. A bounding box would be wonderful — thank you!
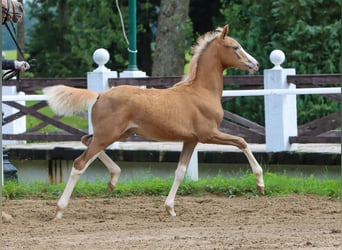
[246,60,259,74]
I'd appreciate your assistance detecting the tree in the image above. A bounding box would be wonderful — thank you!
[189,0,223,37]
[27,0,79,76]
[152,0,191,76]
[65,0,129,74]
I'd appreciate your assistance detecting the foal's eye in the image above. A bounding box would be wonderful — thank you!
[232,46,239,50]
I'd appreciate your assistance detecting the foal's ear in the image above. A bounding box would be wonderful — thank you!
[220,25,229,39]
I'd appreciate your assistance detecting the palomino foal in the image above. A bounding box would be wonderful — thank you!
[44,25,264,220]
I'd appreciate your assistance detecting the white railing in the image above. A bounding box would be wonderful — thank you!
[222,87,341,97]
[3,87,340,102]
[2,95,47,101]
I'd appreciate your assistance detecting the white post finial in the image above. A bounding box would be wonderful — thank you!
[93,48,110,72]
[270,49,285,69]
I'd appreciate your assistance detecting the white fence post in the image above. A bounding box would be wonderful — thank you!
[2,86,26,145]
[187,146,198,181]
[87,48,118,134]
[264,50,297,152]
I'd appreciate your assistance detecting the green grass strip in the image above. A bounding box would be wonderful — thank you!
[2,173,341,200]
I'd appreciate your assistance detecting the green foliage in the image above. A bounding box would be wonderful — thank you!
[222,96,265,125]
[26,0,160,77]
[2,180,65,199]
[24,1,341,75]
[26,0,126,76]
[114,177,172,197]
[264,172,341,197]
[297,95,340,124]
[3,50,17,59]
[3,173,340,200]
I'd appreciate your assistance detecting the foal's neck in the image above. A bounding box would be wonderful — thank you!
[192,47,224,99]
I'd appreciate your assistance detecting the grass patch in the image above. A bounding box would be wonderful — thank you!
[2,173,340,200]
[3,50,17,60]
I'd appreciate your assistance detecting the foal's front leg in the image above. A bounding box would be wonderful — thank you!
[165,142,197,216]
[208,130,264,194]
[241,146,264,194]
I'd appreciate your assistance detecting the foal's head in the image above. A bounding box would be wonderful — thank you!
[216,25,259,74]
[2,0,23,23]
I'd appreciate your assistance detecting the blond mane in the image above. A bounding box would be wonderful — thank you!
[176,28,222,86]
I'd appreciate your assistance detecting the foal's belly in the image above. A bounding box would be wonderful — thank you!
[131,123,198,142]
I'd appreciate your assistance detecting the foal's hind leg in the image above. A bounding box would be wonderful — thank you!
[207,130,264,194]
[98,152,121,192]
[55,139,108,220]
[81,135,121,192]
[165,142,197,216]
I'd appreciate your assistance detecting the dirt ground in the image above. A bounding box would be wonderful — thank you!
[2,194,341,250]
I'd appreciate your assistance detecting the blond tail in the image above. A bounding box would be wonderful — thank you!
[43,85,98,116]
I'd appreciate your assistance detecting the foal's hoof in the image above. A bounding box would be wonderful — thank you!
[257,185,265,195]
[2,212,13,223]
[52,217,62,222]
[108,182,115,193]
[165,205,177,217]
[53,210,64,221]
